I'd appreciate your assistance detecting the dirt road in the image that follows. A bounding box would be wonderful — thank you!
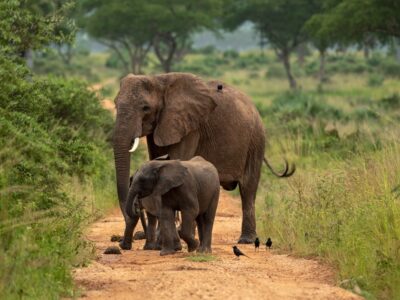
[74,192,361,300]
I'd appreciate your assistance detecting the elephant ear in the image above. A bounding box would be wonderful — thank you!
[154,161,188,196]
[154,74,217,147]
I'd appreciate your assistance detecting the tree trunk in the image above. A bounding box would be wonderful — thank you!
[296,43,307,67]
[153,33,177,73]
[318,49,326,84]
[363,46,370,59]
[395,38,400,63]
[282,51,297,90]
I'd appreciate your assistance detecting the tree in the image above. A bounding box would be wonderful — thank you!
[304,9,336,85]
[0,0,75,62]
[310,0,400,40]
[150,0,222,72]
[80,0,222,74]
[223,0,319,89]
[79,0,156,74]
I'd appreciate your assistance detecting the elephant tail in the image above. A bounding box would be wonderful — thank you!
[263,157,296,178]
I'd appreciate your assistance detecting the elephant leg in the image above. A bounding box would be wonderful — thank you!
[180,212,199,252]
[238,173,260,244]
[159,207,177,256]
[143,213,158,250]
[173,227,182,251]
[199,193,219,253]
[196,215,205,249]
[119,215,139,250]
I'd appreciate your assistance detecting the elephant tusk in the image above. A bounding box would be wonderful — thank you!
[129,137,140,153]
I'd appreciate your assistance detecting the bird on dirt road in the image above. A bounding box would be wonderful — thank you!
[254,237,260,251]
[233,246,249,259]
[266,238,272,250]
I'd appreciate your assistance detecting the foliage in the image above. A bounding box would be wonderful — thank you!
[0,0,75,56]
[223,0,319,89]
[80,0,222,73]
[307,0,400,42]
[0,54,115,298]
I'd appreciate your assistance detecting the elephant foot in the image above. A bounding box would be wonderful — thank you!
[143,241,159,250]
[238,234,256,244]
[198,246,212,254]
[160,248,176,256]
[119,239,132,250]
[174,241,183,251]
[187,239,200,252]
[133,231,146,240]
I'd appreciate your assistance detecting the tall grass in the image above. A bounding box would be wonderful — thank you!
[258,141,400,299]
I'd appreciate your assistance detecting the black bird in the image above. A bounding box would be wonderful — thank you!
[254,237,260,251]
[266,237,272,250]
[233,246,249,259]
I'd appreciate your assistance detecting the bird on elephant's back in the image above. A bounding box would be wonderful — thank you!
[113,72,295,250]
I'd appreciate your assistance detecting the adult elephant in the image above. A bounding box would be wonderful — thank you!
[113,72,294,249]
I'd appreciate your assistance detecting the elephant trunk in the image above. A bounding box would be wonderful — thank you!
[126,187,139,219]
[113,115,142,216]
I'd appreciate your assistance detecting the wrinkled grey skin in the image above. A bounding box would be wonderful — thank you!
[113,72,294,250]
[126,156,220,255]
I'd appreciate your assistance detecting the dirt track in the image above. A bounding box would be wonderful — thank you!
[74,191,361,300]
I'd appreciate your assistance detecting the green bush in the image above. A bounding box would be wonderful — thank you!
[381,59,400,77]
[223,49,239,59]
[233,53,269,69]
[367,73,384,87]
[0,56,116,298]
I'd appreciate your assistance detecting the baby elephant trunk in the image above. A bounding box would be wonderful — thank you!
[126,188,139,219]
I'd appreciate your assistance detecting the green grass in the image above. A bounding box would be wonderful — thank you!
[186,253,217,262]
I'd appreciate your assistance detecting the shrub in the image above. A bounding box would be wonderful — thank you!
[223,49,239,59]
[0,56,116,298]
[367,73,384,87]
[381,59,400,77]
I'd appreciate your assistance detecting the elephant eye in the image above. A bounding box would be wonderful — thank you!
[142,105,151,112]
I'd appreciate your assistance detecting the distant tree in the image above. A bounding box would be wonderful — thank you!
[150,0,222,73]
[305,9,336,84]
[0,0,75,64]
[223,0,319,89]
[313,0,400,41]
[80,0,221,74]
[79,0,155,74]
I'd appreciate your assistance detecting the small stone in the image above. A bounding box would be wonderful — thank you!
[110,234,122,242]
[104,246,122,255]
[133,231,146,240]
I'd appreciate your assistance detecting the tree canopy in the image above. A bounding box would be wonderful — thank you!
[0,0,75,58]
[223,0,319,89]
[79,0,222,74]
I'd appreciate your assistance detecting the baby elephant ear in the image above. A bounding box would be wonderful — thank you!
[154,161,188,196]
[154,74,217,147]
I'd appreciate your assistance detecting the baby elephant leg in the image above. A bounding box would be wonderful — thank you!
[199,193,219,253]
[180,212,199,252]
[159,207,178,256]
[143,213,159,250]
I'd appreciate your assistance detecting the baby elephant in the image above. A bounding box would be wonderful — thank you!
[126,156,220,255]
